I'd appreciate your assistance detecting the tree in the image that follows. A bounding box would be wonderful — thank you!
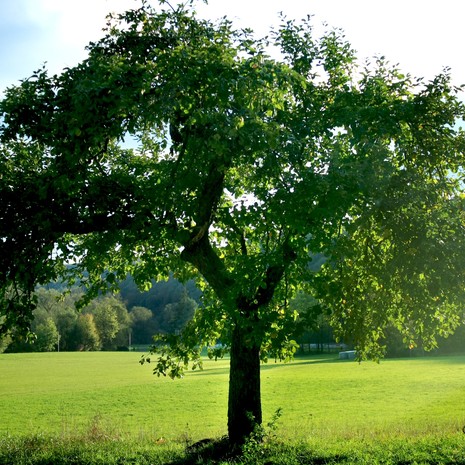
[109,296,132,348]
[71,314,101,351]
[1,1,465,446]
[159,289,197,334]
[119,274,200,338]
[34,287,74,351]
[54,306,78,351]
[129,306,156,345]
[34,317,59,352]
[0,333,11,354]
[88,297,122,350]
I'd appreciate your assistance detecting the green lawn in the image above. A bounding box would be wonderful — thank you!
[1,352,464,442]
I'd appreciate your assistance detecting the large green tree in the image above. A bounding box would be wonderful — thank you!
[1,1,465,445]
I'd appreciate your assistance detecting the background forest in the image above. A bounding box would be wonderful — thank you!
[1,276,200,353]
[1,275,463,356]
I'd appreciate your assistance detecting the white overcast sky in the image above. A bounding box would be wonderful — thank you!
[0,0,464,96]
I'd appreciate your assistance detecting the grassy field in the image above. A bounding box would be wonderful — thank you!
[1,351,465,444]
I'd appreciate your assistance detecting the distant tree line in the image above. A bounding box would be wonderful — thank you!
[1,276,199,353]
[1,274,463,356]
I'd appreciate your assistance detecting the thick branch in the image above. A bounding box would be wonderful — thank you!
[194,163,226,232]
[237,239,298,313]
[180,233,235,303]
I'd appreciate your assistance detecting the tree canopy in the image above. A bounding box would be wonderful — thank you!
[1,0,465,444]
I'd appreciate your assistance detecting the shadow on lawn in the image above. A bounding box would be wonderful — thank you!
[260,356,343,373]
[162,437,353,465]
[162,437,456,465]
[164,437,240,465]
[190,355,342,377]
[195,354,465,379]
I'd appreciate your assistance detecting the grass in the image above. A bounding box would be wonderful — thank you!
[1,425,465,464]
[261,355,465,440]
[1,352,465,440]
[1,352,465,463]
[0,351,229,440]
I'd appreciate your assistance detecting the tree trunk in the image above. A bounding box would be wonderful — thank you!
[181,235,294,446]
[228,322,262,446]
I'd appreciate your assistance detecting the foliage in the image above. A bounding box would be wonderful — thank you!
[34,317,59,352]
[4,281,202,352]
[0,333,12,353]
[121,275,202,344]
[48,290,83,350]
[1,0,465,442]
[289,291,334,348]
[89,298,121,349]
[159,290,197,334]
[240,407,282,464]
[73,313,101,350]
[129,305,154,344]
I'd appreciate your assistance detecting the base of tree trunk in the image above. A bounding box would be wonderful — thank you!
[227,323,262,446]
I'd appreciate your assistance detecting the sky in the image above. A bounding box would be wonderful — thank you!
[0,0,464,96]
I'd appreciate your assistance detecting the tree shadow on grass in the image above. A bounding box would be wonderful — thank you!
[189,355,343,378]
[165,437,239,465]
[260,356,343,372]
[163,438,356,465]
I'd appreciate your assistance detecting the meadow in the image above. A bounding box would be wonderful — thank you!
[1,352,465,464]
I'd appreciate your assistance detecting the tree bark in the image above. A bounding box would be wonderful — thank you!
[227,322,262,446]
